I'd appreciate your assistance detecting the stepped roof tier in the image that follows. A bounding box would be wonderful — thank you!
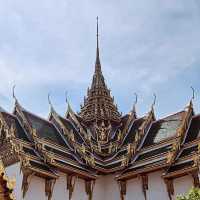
[79,17,121,125]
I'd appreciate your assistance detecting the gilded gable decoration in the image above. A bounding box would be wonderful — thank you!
[121,156,129,167]
[95,121,111,143]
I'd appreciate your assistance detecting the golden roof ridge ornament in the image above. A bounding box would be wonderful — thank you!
[65,91,68,105]
[151,93,156,110]
[188,86,195,109]
[48,93,60,121]
[131,93,138,117]
[48,93,55,113]
[191,86,195,101]
[12,85,18,105]
[65,91,73,117]
[79,17,121,123]
[185,86,195,111]
[12,85,25,113]
[144,93,156,120]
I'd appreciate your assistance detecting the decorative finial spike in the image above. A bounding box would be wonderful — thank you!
[65,91,68,104]
[152,93,156,108]
[48,93,53,109]
[134,93,138,106]
[12,85,17,101]
[132,92,138,117]
[132,92,138,112]
[191,86,195,100]
[95,16,101,71]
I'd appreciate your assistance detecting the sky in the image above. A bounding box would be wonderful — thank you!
[0,0,200,119]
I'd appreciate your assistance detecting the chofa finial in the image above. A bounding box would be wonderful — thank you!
[132,92,138,117]
[152,93,156,108]
[12,85,17,101]
[191,86,195,100]
[48,93,53,108]
[65,91,68,104]
[134,93,138,106]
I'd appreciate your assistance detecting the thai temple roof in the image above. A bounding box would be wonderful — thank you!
[0,18,200,193]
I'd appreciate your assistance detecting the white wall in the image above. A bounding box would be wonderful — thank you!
[126,177,145,200]
[24,176,46,200]
[148,171,169,200]
[72,178,88,200]
[52,172,68,200]
[93,175,105,200]
[126,171,169,200]
[4,164,195,200]
[104,175,121,200]
[125,171,194,200]
[174,175,193,198]
[89,174,121,200]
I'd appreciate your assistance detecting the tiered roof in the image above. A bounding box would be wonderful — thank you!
[79,17,121,124]
[0,19,199,200]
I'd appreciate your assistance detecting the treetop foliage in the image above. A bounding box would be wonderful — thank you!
[177,188,200,200]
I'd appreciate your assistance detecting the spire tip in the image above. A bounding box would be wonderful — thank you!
[95,16,101,71]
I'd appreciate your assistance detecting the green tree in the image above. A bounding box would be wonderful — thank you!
[176,188,200,200]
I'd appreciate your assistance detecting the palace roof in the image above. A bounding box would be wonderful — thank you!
[0,19,199,187]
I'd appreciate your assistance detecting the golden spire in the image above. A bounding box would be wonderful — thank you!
[95,16,101,73]
[79,17,121,123]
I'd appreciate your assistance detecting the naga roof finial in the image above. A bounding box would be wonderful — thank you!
[48,93,53,109]
[191,86,195,101]
[65,91,72,115]
[12,85,18,103]
[132,93,138,115]
[65,91,68,104]
[151,93,156,109]
[134,93,138,106]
